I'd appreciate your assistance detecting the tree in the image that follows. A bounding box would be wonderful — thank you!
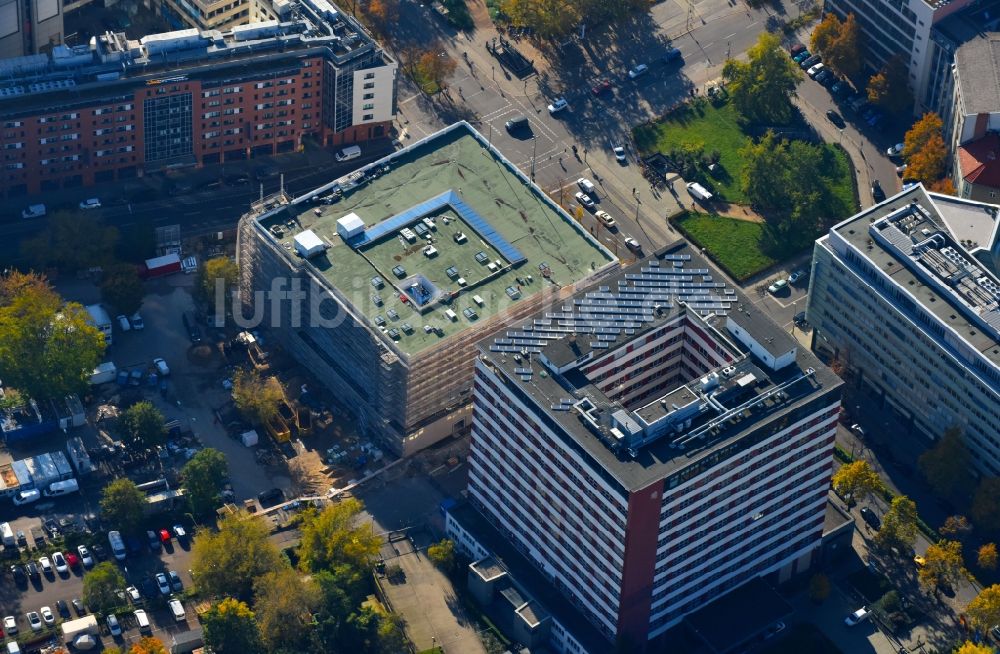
[203,598,264,654]
[119,401,167,449]
[100,478,147,534]
[366,0,399,33]
[918,427,971,499]
[919,539,966,595]
[128,638,168,654]
[309,566,369,652]
[722,32,803,124]
[904,112,949,184]
[740,132,792,211]
[100,263,144,316]
[414,50,458,93]
[868,56,913,115]
[874,495,918,551]
[956,643,994,654]
[973,477,1000,533]
[968,584,1000,630]
[297,499,381,573]
[832,460,883,506]
[810,13,842,55]
[979,543,998,571]
[823,14,863,79]
[427,538,456,573]
[499,0,579,39]
[104,647,124,654]
[928,177,956,194]
[192,513,286,601]
[376,612,408,653]
[940,515,973,541]
[82,561,127,614]
[809,573,831,603]
[197,256,240,306]
[904,112,944,159]
[232,368,283,425]
[182,448,229,517]
[20,211,120,272]
[0,271,105,400]
[253,567,321,653]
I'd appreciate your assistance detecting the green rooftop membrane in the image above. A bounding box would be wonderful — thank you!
[260,125,615,357]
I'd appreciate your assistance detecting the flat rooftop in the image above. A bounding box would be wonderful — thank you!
[827,185,1000,366]
[477,241,840,492]
[259,123,614,357]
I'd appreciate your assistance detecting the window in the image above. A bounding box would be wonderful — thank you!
[362,103,374,110]
[363,93,374,100]
[363,113,374,120]
[363,82,375,90]
[364,72,375,79]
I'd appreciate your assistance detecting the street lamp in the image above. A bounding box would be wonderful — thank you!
[530,136,537,179]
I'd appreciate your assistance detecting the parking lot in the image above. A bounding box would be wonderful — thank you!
[0,526,197,651]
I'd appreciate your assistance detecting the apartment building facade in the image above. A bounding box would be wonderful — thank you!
[469,243,842,647]
[0,0,63,59]
[0,1,396,199]
[807,185,1000,476]
[822,0,975,115]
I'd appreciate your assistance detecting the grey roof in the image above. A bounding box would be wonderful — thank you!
[728,301,798,358]
[954,34,1000,115]
[478,241,842,493]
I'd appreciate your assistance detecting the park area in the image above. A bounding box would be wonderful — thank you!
[635,98,857,279]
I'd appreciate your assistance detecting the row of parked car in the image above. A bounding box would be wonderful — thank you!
[788,44,890,131]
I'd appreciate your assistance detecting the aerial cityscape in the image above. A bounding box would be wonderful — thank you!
[1,0,999,651]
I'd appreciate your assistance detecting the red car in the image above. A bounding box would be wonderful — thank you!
[65,552,79,568]
[159,529,171,543]
[591,79,612,96]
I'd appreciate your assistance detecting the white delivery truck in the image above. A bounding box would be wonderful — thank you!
[0,522,14,547]
[335,145,361,162]
[686,182,714,202]
[21,204,46,219]
[90,362,117,385]
[61,614,98,644]
[84,304,113,346]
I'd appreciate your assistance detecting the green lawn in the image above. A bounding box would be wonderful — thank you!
[673,212,778,281]
[760,623,843,654]
[635,100,749,203]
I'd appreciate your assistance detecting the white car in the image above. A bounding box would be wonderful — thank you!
[624,237,642,253]
[79,198,102,210]
[886,143,905,157]
[153,358,170,377]
[130,313,145,330]
[125,586,141,603]
[52,551,68,574]
[787,269,807,285]
[577,177,596,194]
[851,423,865,438]
[38,556,52,575]
[768,279,788,294]
[26,611,41,631]
[4,615,18,635]
[12,488,41,505]
[40,606,54,626]
[575,191,595,209]
[807,62,825,77]
[595,210,616,228]
[845,606,871,626]
[117,314,131,331]
[627,63,649,79]
[155,572,171,595]
[612,146,627,163]
[547,98,568,114]
[77,545,94,568]
[107,613,122,637]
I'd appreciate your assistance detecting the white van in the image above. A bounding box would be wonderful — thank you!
[576,178,596,195]
[108,530,126,561]
[7,641,22,654]
[21,204,46,219]
[134,609,150,633]
[169,598,186,622]
[0,522,14,547]
[44,478,79,497]
[686,182,714,202]
[335,145,361,162]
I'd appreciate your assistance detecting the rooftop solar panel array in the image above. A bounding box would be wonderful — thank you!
[488,256,737,354]
[346,190,527,265]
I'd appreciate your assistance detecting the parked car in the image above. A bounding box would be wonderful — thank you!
[860,506,881,529]
[26,612,41,632]
[872,180,886,203]
[624,237,642,253]
[575,191,595,209]
[173,525,188,542]
[887,142,905,157]
[37,557,52,576]
[845,606,871,626]
[826,110,845,129]
[768,279,788,294]
[793,50,811,63]
[664,46,683,63]
[77,545,93,568]
[71,599,85,616]
[895,163,908,176]
[627,63,649,79]
[159,529,171,543]
[914,554,926,567]
[79,198,102,210]
[65,551,80,568]
[168,570,183,592]
[3,616,17,636]
[147,530,161,552]
[130,313,144,330]
[40,607,54,627]
[788,269,808,285]
[10,565,26,585]
[55,600,69,618]
[612,145,627,163]
[153,358,170,377]
[107,613,122,637]
[577,178,597,195]
[807,62,825,78]
[125,586,141,604]
[591,79,612,96]
[25,562,39,580]
[117,314,131,331]
[12,489,41,506]
[52,552,67,574]
[155,573,171,596]
[546,98,568,114]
